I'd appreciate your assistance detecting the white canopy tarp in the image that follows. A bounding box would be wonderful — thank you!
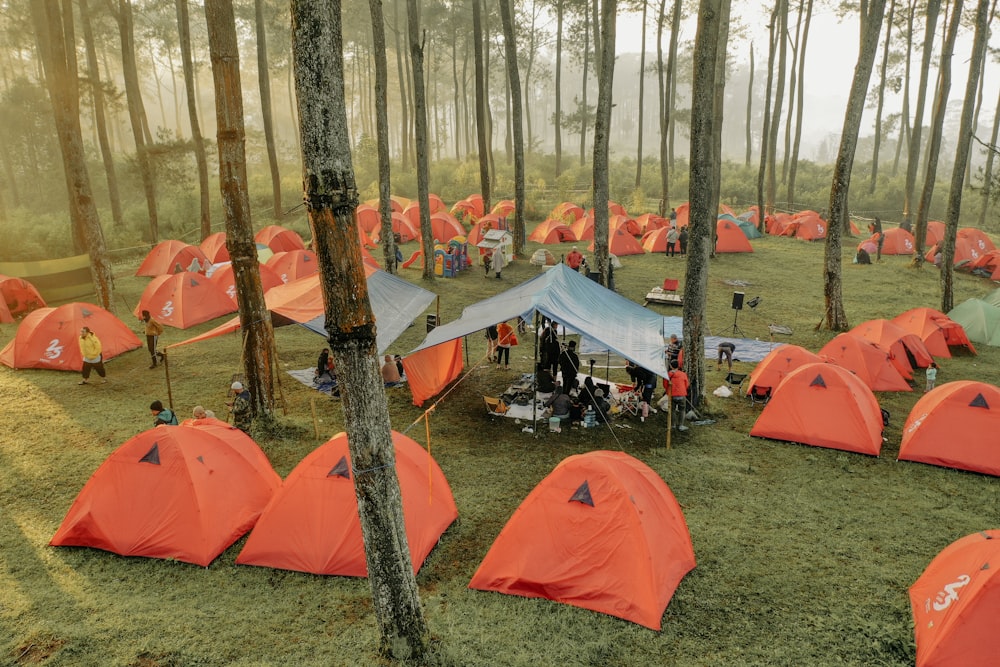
[412,263,669,377]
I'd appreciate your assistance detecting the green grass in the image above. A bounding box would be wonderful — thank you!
[2,229,998,666]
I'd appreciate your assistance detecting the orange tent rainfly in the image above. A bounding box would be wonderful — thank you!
[791,211,827,241]
[818,333,912,391]
[451,194,485,222]
[136,240,210,277]
[0,274,45,323]
[571,216,595,242]
[850,318,933,379]
[469,451,696,631]
[50,421,280,566]
[236,430,457,576]
[715,219,754,253]
[589,226,645,256]
[199,232,230,264]
[529,219,577,244]
[879,227,916,255]
[746,344,823,396]
[909,530,1000,667]
[430,212,466,242]
[0,302,141,371]
[134,272,236,329]
[547,201,585,223]
[893,308,976,358]
[210,263,284,307]
[255,225,306,253]
[266,249,319,284]
[750,362,884,456]
[640,227,675,253]
[898,381,1000,476]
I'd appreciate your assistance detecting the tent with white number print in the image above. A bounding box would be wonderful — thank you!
[0,302,141,371]
[133,272,236,329]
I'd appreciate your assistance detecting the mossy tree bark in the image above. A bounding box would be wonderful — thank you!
[498,0,526,256]
[368,0,397,273]
[473,0,492,212]
[254,0,282,221]
[175,0,211,241]
[406,0,435,281]
[902,0,939,228]
[591,0,616,285]
[290,0,429,659]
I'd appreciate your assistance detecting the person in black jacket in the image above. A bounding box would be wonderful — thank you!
[558,340,580,392]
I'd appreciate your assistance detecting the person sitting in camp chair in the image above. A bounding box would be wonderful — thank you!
[381,354,402,387]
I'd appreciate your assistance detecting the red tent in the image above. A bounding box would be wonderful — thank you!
[236,430,457,576]
[529,219,577,244]
[893,308,976,358]
[880,227,916,255]
[850,318,933,379]
[958,227,996,254]
[210,263,285,307]
[635,213,668,234]
[136,240,210,277]
[50,420,280,566]
[898,381,1000,476]
[265,249,319,283]
[0,302,141,371]
[716,219,754,253]
[355,204,381,234]
[910,530,1000,666]
[746,344,823,396]
[255,225,306,253]
[589,227,645,256]
[451,194,484,222]
[0,274,46,323]
[547,201,584,223]
[469,451,695,630]
[818,333,912,391]
[640,227,674,253]
[133,272,236,329]
[199,232,230,264]
[792,211,827,241]
[571,216,594,241]
[750,362,884,455]
[430,212,466,242]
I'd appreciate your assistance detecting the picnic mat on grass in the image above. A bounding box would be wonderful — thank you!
[287,368,406,396]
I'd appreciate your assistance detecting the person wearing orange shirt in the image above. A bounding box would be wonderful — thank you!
[668,367,690,431]
[566,246,584,271]
[496,320,517,369]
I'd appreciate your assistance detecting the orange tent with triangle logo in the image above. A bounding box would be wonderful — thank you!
[469,450,695,630]
[909,530,1000,666]
[750,362,884,455]
[236,430,457,576]
[50,419,280,566]
[898,381,1000,476]
[746,344,823,396]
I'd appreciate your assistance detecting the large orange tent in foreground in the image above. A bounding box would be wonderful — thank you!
[910,530,1000,666]
[750,363,884,456]
[0,302,141,371]
[237,430,457,576]
[898,381,1000,477]
[469,451,695,630]
[50,420,280,566]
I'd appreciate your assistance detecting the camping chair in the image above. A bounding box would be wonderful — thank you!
[662,278,679,292]
[748,385,771,406]
[484,396,509,419]
[724,372,748,393]
[614,384,642,418]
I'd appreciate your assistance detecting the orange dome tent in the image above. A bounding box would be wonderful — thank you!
[745,344,823,396]
[136,240,209,277]
[451,194,484,222]
[199,232,230,264]
[792,211,827,241]
[0,274,45,323]
[50,420,280,567]
[958,227,996,254]
[210,263,284,307]
[0,303,141,371]
[924,220,946,246]
[255,225,306,253]
[430,211,466,242]
[909,530,1000,666]
[355,204,381,234]
[818,333,911,391]
[236,430,457,576]
[589,226,645,256]
[898,381,1000,476]
[469,450,695,630]
[850,318,933,379]
[492,199,515,217]
[893,308,976,358]
[529,219,577,244]
[750,363,884,455]
[570,215,594,241]
[265,249,319,284]
[610,214,641,236]
[640,227,674,253]
[880,227,916,255]
[134,272,236,329]
[716,219,754,253]
[635,213,668,234]
[467,215,501,246]
[548,201,584,223]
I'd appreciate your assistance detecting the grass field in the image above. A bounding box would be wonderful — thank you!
[2,228,998,666]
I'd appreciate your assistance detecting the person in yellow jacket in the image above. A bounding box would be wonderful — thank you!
[77,326,107,385]
[140,310,165,368]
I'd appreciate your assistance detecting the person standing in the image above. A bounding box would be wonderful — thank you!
[668,367,690,431]
[485,324,499,363]
[678,227,689,255]
[666,225,679,258]
[871,217,885,262]
[540,320,561,376]
[558,340,580,392]
[492,248,507,279]
[227,381,252,432]
[925,363,938,393]
[77,326,107,385]
[496,320,516,369]
[565,246,584,271]
[140,310,164,369]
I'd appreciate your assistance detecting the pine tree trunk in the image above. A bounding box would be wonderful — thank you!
[451,27,460,160]
[393,0,409,169]
[499,0,526,256]
[407,0,435,280]
[31,0,113,310]
[473,0,491,213]
[781,0,803,185]
[965,55,986,189]
[709,0,731,256]
[656,0,668,212]
[369,0,396,273]
[554,0,563,177]
[290,1,429,659]
[824,0,886,330]
[757,10,777,233]
[913,0,962,264]
[902,0,940,225]
[745,45,753,167]
[255,0,282,220]
[765,0,787,215]
[635,0,647,189]
[976,87,1000,228]
[870,0,894,194]
[205,0,277,421]
[687,0,725,410]
[176,0,211,241]
[80,0,123,229]
[579,7,589,166]
[893,0,914,176]
[591,0,616,286]
[941,0,989,313]
[787,0,812,204]
[666,0,681,170]
[116,0,159,242]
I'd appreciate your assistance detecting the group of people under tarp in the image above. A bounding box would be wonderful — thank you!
[314,348,405,397]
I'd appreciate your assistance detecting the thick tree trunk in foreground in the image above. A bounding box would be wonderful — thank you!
[255,0,282,220]
[823,0,886,331]
[290,0,429,659]
[591,0,616,286]
[686,0,725,410]
[32,0,113,310]
[499,0,526,256]
[368,0,396,273]
[941,0,989,313]
[205,0,277,421]
[175,0,211,241]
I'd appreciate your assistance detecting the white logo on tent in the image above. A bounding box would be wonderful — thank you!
[931,574,970,612]
[817,224,825,234]
[226,285,236,299]
[161,300,174,318]
[905,239,913,250]
[44,338,64,360]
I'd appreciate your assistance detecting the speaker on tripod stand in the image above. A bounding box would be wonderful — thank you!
[729,292,745,336]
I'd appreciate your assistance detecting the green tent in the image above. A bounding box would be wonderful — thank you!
[725,215,762,240]
[983,287,1000,308]
[948,298,1000,346]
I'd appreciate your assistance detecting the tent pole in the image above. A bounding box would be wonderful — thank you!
[532,311,539,437]
[164,350,174,411]
[665,375,672,450]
